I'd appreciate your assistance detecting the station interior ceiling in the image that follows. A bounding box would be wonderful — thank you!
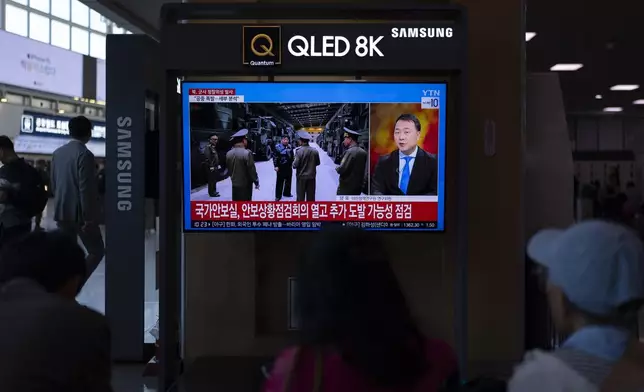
[527,0,644,114]
[275,103,343,129]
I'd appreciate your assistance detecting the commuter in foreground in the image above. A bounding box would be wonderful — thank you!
[263,226,459,392]
[51,116,105,287]
[509,220,644,392]
[0,230,112,392]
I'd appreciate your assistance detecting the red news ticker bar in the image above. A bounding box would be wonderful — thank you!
[188,88,237,96]
[191,201,438,222]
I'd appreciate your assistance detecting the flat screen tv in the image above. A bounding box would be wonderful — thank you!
[182,82,446,231]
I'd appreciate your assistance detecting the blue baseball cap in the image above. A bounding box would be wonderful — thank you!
[527,220,644,316]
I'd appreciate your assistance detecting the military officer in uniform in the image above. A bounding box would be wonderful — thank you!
[225,129,259,201]
[205,134,220,197]
[336,128,368,196]
[293,130,320,201]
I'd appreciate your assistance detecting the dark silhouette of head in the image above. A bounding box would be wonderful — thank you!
[296,225,426,388]
[0,230,87,299]
[0,136,18,164]
[69,116,93,144]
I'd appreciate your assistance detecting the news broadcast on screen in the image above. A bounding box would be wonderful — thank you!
[182,82,446,231]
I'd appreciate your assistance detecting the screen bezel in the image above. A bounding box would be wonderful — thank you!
[181,80,449,232]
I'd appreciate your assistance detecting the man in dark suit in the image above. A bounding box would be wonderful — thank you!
[0,230,112,392]
[371,113,437,196]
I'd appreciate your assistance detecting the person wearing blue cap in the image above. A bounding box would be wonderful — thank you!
[225,129,259,201]
[509,220,644,392]
[336,128,367,195]
[293,130,320,201]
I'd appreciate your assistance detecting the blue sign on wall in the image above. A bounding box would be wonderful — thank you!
[20,111,106,140]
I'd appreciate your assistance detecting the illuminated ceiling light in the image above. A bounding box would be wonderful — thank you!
[595,94,603,99]
[58,109,65,114]
[633,99,644,105]
[526,32,537,42]
[550,63,584,71]
[603,107,623,112]
[610,85,639,91]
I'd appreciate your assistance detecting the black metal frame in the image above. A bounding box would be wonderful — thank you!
[159,3,469,390]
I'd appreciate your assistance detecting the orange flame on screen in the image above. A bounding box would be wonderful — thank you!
[369,104,440,173]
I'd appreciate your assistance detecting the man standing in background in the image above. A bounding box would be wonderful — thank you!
[293,131,320,201]
[51,116,105,288]
[205,134,221,198]
[273,136,294,201]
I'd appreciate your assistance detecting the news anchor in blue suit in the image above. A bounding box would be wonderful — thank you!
[371,114,437,196]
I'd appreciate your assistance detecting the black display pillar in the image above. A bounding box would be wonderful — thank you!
[105,34,161,361]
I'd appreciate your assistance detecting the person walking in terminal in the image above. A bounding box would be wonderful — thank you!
[336,127,368,196]
[51,116,105,288]
[273,135,294,201]
[205,134,221,198]
[371,114,438,196]
[0,136,46,247]
[509,220,644,392]
[293,130,320,202]
[0,230,112,392]
[226,129,259,201]
[263,226,460,392]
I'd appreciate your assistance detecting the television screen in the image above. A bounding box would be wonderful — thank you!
[182,82,446,231]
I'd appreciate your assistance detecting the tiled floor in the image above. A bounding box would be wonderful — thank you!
[40,201,160,344]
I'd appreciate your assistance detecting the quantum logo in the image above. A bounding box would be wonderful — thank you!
[243,26,282,67]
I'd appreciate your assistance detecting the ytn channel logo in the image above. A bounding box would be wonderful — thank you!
[243,26,282,67]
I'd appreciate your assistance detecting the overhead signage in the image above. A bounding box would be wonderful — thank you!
[20,111,106,140]
[164,23,464,73]
[97,59,106,102]
[0,30,83,98]
[14,134,106,157]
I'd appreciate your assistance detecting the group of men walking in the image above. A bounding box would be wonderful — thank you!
[212,127,368,202]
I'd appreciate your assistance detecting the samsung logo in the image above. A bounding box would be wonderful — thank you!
[116,116,132,211]
[390,27,454,39]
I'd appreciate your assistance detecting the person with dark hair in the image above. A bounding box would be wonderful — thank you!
[510,220,644,391]
[273,135,294,201]
[0,136,48,246]
[51,116,105,288]
[263,227,459,392]
[0,230,112,391]
[371,114,438,196]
